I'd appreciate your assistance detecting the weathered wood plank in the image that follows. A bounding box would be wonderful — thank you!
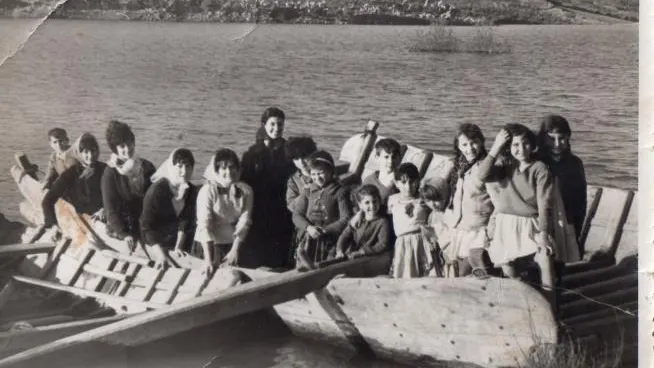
[0,243,55,258]
[400,145,433,179]
[0,255,391,367]
[0,315,124,359]
[581,187,632,258]
[579,186,602,248]
[13,276,166,310]
[325,277,557,368]
[614,190,638,264]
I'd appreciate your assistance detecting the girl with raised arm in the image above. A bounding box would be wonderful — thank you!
[480,124,554,286]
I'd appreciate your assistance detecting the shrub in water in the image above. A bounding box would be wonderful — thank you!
[408,25,459,53]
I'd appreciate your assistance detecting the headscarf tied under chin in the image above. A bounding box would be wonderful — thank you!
[151,148,191,201]
[203,154,245,212]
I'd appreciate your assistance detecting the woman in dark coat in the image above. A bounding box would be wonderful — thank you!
[240,107,295,269]
[101,120,156,252]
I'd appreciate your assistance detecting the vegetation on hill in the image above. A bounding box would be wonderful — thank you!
[0,0,639,24]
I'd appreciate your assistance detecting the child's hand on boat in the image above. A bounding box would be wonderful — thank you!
[307,225,324,239]
[335,249,346,259]
[490,129,511,157]
[124,236,136,252]
[222,248,239,266]
[347,250,365,259]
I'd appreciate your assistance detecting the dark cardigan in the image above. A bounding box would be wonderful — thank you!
[42,162,107,227]
[543,153,587,239]
[139,179,198,250]
[101,159,156,239]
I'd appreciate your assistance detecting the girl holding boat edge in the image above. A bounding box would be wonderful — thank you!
[194,149,253,273]
[140,148,198,269]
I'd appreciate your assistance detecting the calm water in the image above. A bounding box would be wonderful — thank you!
[0,19,638,367]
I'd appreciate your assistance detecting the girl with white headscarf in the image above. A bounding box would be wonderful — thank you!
[194,149,253,273]
[140,148,198,268]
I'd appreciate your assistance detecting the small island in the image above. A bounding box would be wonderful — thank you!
[0,0,639,25]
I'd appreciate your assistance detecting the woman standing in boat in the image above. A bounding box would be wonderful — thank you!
[101,120,156,252]
[240,107,295,268]
[195,149,253,273]
[41,133,106,229]
[140,148,198,268]
[538,114,586,261]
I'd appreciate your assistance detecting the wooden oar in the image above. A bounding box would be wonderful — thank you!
[0,254,390,368]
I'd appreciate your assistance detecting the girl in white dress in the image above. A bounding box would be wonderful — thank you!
[388,163,433,278]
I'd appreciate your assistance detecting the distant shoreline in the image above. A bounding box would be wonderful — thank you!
[0,0,638,25]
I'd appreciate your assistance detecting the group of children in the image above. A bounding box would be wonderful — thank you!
[38,109,586,286]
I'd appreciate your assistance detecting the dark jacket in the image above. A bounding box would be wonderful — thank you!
[543,153,587,239]
[101,159,156,239]
[241,135,295,241]
[140,179,198,250]
[42,161,107,227]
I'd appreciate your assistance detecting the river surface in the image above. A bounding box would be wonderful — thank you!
[0,19,638,367]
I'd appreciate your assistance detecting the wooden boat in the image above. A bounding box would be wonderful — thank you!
[0,121,387,367]
[1,121,637,367]
[246,123,639,367]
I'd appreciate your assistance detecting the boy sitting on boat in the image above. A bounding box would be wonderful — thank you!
[42,128,78,191]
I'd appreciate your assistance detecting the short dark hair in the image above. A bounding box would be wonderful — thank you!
[48,128,68,141]
[213,148,240,169]
[355,184,382,203]
[172,148,195,167]
[260,107,285,125]
[375,138,402,158]
[394,162,420,182]
[106,120,135,154]
[286,136,318,160]
[308,150,335,174]
[539,114,572,137]
[78,133,99,153]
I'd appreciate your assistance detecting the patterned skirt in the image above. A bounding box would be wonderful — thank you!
[390,231,435,278]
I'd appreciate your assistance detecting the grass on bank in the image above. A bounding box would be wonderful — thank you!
[409,25,511,54]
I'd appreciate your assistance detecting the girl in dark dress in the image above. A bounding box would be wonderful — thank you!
[140,148,198,268]
[240,107,295,268]
[101,120,156,252]
[538,114,587,259]
[42,133,106,229]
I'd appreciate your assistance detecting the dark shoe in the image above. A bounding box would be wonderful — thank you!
[472,268,490,279]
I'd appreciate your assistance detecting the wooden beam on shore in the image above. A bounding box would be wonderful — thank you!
[0,255,390,368]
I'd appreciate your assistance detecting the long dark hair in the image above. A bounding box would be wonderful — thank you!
[446,123,487,208]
